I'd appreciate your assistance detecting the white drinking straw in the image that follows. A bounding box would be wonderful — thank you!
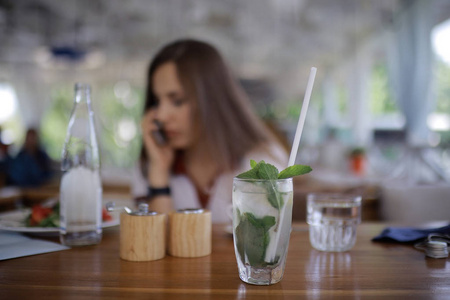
[266,67,317,263]
[288,67,317,167]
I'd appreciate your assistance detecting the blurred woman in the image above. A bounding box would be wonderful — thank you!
[132,39,287,223]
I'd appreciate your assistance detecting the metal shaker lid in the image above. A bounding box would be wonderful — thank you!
[105,202,157,216]
[176,208,204,214]
[130,203,158,216]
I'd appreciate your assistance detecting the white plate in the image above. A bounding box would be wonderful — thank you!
[0,209,120,235]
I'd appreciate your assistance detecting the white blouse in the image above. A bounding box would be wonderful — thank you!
[131,144,288,223]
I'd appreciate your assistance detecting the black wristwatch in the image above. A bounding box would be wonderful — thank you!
[148,186,171,198]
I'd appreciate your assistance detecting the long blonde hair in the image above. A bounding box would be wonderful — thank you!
[144,39,280,171]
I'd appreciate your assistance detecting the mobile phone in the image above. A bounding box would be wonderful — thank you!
[152,120,167,146]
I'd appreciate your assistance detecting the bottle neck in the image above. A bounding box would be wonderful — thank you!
[74,83,91,104]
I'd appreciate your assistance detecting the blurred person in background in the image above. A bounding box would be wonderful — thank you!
[0,126,11,187]
[8,128,53,187]
[132,39,288,223]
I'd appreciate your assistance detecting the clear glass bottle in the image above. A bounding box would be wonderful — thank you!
[60,83,102,246]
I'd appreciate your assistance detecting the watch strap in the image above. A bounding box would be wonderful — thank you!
[148,186,171,198]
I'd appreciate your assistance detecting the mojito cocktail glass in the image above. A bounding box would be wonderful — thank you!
[232,177,293,285]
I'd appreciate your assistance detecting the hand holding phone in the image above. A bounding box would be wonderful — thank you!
[141,113,174,185]
[152,120,167,146]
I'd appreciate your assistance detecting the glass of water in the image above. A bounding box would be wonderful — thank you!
[307,193,361,252]
[232,178,293,285]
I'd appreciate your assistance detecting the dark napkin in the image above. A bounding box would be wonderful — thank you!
[372,224,450,243]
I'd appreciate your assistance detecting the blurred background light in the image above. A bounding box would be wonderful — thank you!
[432,19,450,64]
[0,84,17,123]
[114,80,131,99]
[427,113,450,131]
[117,118,137,143]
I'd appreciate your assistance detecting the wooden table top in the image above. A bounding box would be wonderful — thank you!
[1,223,449,299]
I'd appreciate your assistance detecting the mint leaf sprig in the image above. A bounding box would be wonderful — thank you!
[236,159,312,180]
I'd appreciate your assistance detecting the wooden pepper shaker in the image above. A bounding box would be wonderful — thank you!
[118,203,167,262]
[168,208,212,258]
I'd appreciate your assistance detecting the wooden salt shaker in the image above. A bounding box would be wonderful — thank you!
[119,203,166,262]
[168,208,211,258]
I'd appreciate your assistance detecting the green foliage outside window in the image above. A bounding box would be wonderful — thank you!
[96,87,144,168]
[336,83,348,117]
[435,59,450,145]
[40,84,145,169]
[435,59,450,114]
[40,88,73,160]
[369,64,398,115]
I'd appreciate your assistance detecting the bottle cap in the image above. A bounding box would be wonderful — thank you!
[425,241,448,259]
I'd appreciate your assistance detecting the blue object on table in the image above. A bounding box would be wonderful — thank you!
[372,224,450,243]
